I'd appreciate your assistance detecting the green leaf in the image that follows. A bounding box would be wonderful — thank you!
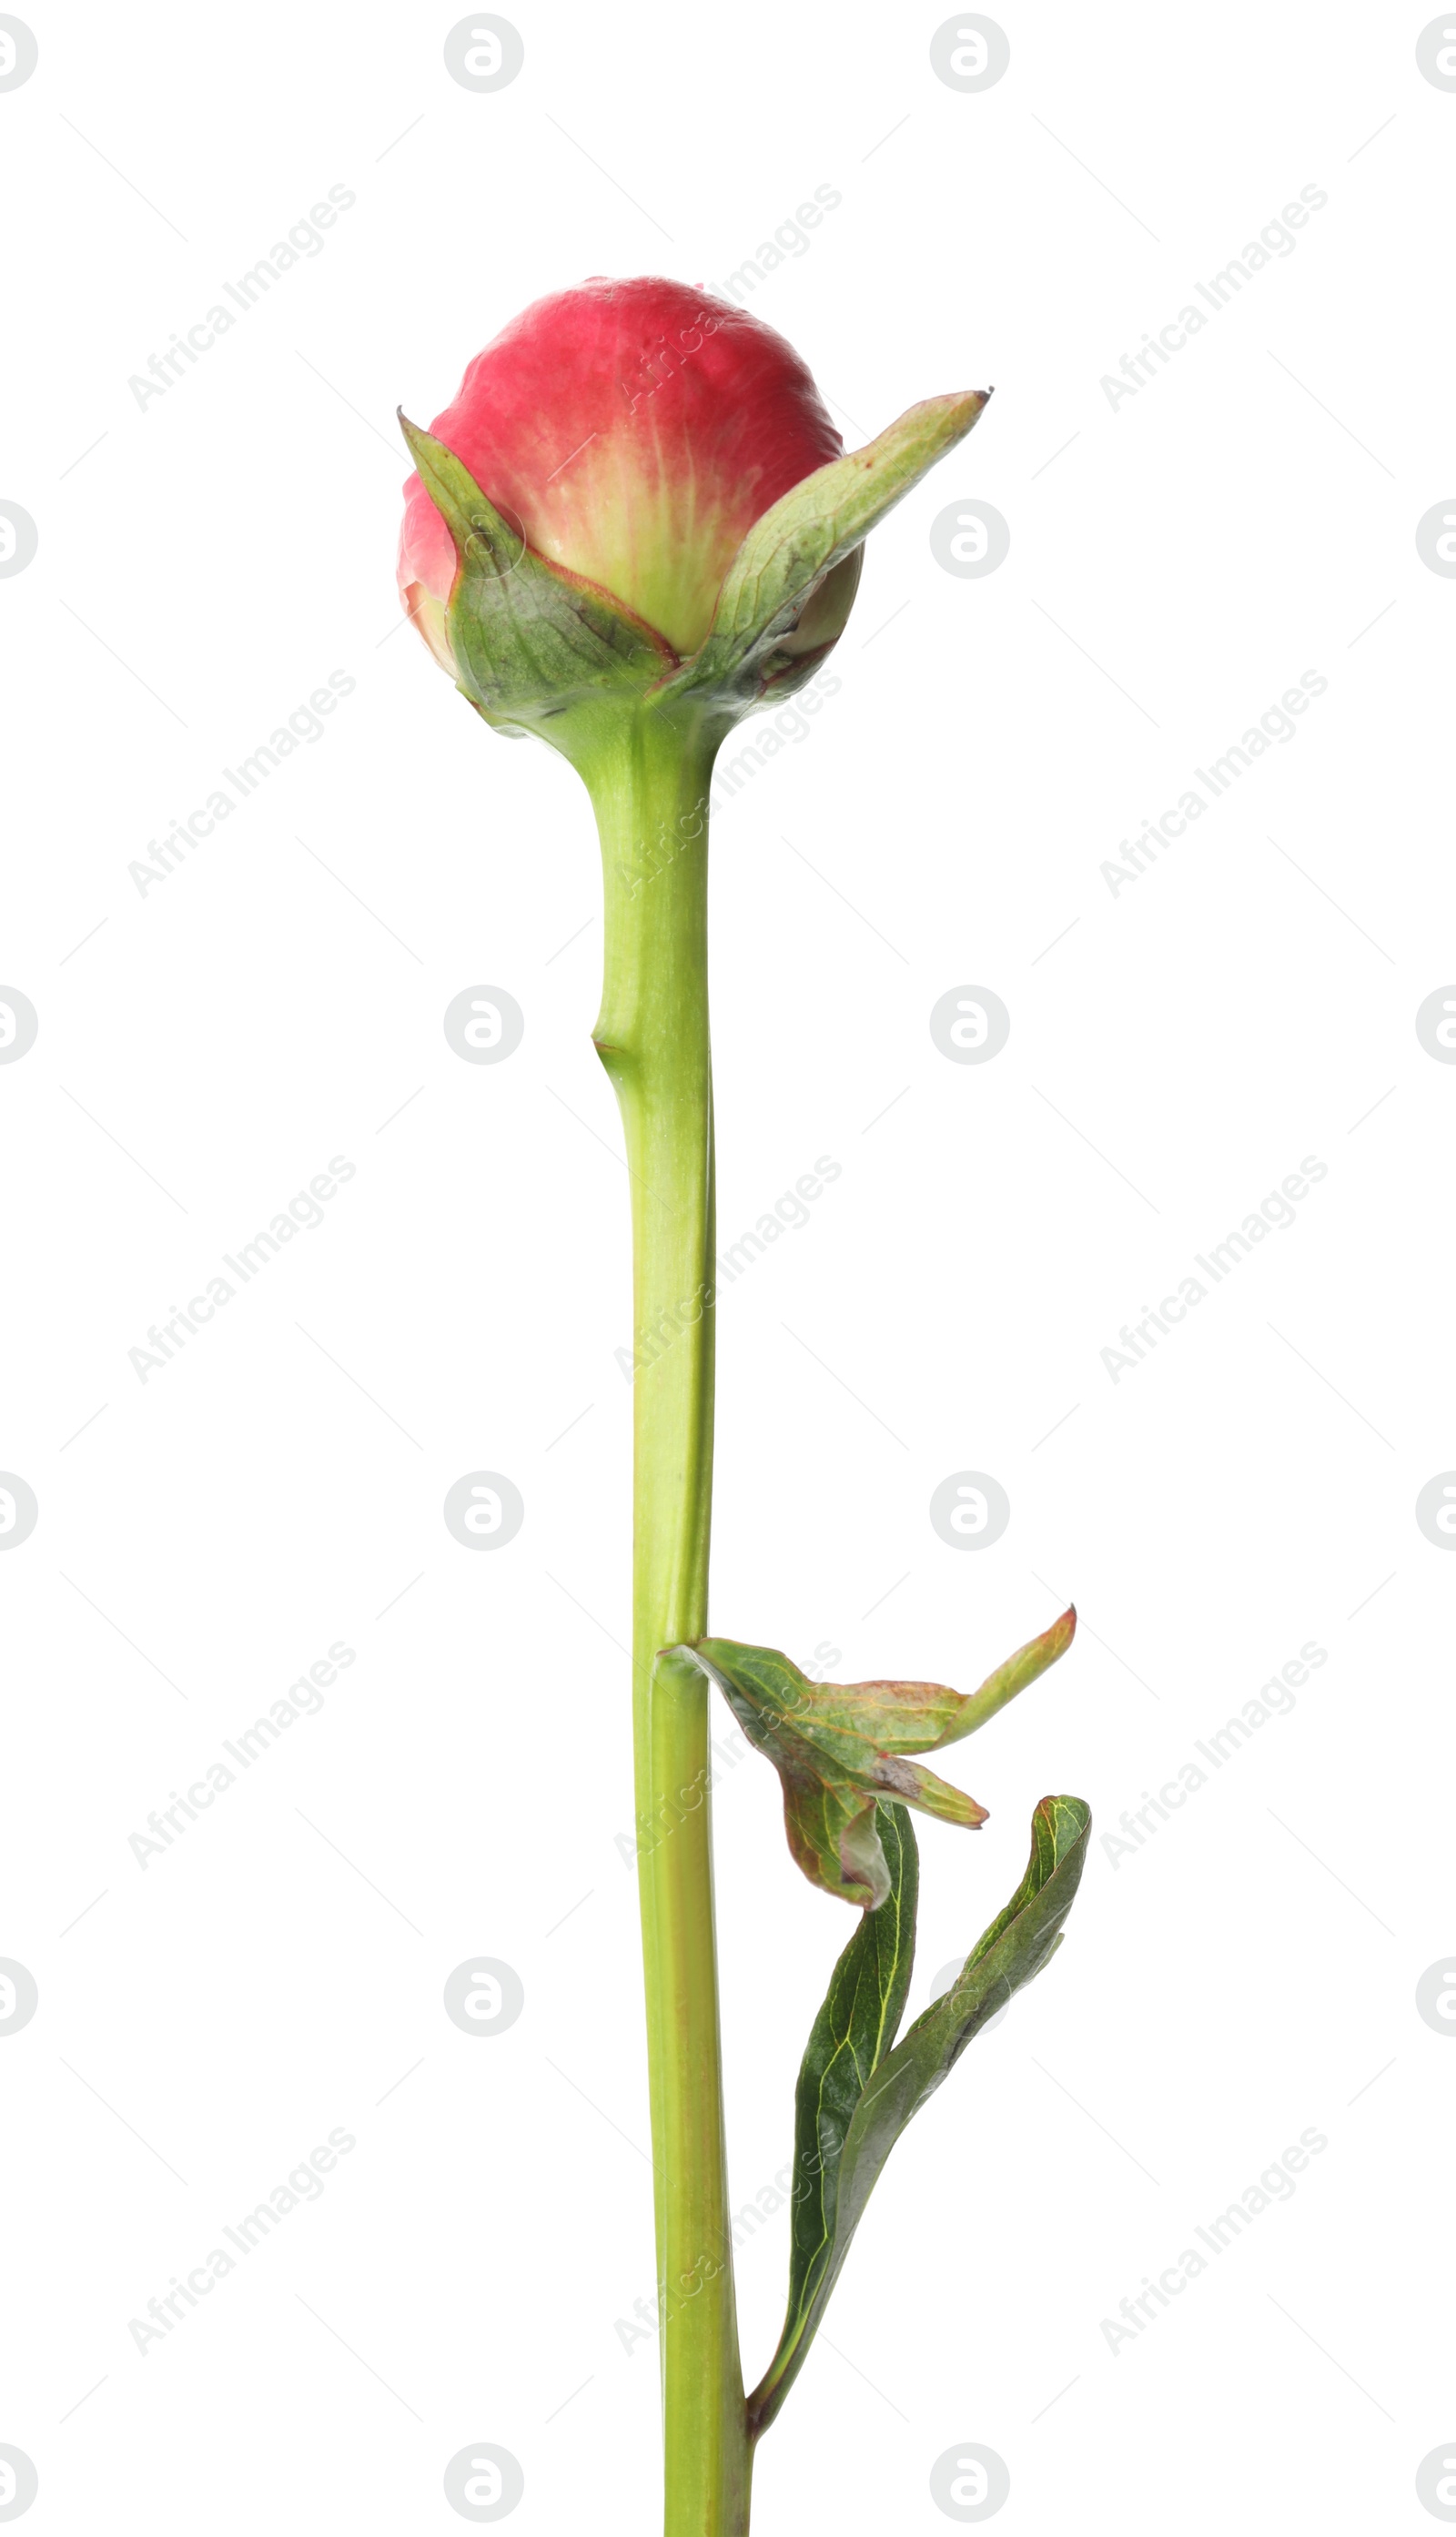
[399,416,672,727]
[659,389,990,709]
[677,1608,1074,1909]
[749,1794,1091,2437]
[766,1802,919,2431]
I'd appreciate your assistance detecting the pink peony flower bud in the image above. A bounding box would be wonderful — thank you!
[399,278,986,751]
[398,276,854,670]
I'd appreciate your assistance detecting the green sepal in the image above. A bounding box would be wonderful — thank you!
[676,1607,1074,1908]
[398,416,673,731]
[749,1794,1091,2438]
[655,389,991,712]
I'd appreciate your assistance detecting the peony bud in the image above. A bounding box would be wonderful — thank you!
[397,276,988,748]
[399,277,850,658]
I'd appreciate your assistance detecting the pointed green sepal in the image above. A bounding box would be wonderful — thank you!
[657,389,991,711]
[399,415,673,730]
[749,1794,1091,2438]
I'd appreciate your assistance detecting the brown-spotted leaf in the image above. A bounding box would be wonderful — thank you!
[675,1608,1075,1907]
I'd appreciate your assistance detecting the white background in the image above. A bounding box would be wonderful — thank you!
[3,3,1454,2530]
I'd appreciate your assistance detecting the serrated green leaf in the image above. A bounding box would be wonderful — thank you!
[677,1608,1074,1908]
[399,415,672,726]
[659,389,990,709]
[749,1794,1091,2438]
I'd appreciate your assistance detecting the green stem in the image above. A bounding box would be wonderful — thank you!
[583,702,752,2537]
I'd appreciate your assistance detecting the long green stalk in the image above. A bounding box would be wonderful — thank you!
[585,704,752,2535]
